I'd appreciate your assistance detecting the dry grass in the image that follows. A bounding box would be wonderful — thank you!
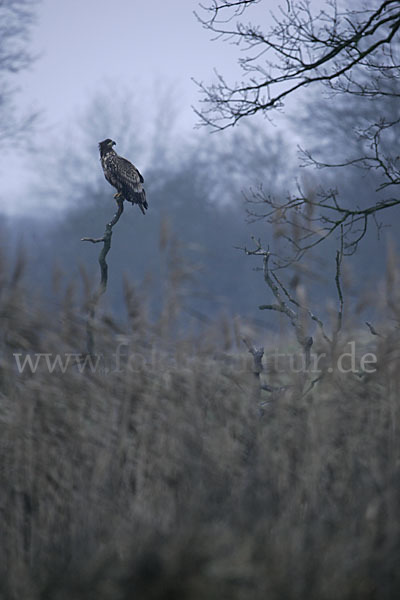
[0,243,400,600]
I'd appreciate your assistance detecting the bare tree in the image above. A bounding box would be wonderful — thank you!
[195,1,400,260]
[195,0,400,370]
[0,0,39,141]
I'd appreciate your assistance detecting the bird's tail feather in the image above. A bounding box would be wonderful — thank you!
[129,190,148,214]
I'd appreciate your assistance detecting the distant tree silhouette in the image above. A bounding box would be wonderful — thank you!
[0,0,39,141]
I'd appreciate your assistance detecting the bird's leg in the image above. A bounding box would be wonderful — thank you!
[113,192,123,200]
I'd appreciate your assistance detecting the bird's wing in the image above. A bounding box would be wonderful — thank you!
[113,155,144,185]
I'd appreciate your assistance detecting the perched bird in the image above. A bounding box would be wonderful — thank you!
[98,139,148,214]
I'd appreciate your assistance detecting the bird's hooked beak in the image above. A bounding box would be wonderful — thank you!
[111,140,116,146]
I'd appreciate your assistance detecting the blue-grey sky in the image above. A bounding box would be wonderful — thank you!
[22,0,248,129]
[2,0,277,215]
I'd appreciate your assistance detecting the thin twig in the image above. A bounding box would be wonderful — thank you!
[366,321,383,337]
[301,374,324,398]
[242,337,291,404]
[242,337,264,376]
[335,226,344,336]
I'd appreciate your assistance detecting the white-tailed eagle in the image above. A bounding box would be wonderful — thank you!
[99,139,148,214]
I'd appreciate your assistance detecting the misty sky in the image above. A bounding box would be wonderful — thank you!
[22,0,249,129]
[2,0,279,215]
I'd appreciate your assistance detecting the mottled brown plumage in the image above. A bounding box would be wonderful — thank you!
[99,139,148,214]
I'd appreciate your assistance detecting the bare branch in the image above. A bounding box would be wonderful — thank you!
[195,1,400,129]
[242,336,264,375]
[244,240,324,357]
[242,336,293,403]
[81,198,124,355]
[245,179,400,265]
[366,321,384,337]
[335,227,344,335]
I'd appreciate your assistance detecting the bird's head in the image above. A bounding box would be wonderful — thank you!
[99,138,116,153]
